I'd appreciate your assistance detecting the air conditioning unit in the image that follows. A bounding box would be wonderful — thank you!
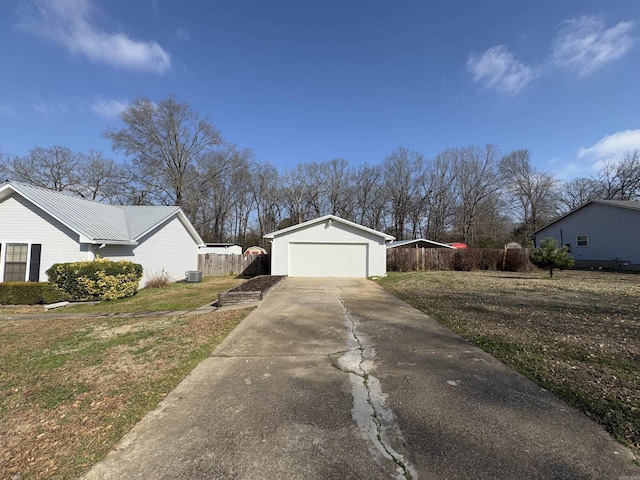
[185,271,202,283]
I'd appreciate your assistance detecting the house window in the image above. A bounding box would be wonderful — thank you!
[576,235,589,247]
[4,243,28,282]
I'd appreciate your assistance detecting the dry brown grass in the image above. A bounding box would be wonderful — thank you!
[378,270,640,455]
[0,308,252,479]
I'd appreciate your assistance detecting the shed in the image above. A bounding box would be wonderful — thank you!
[264,215,394,277]
[244,246,267,255]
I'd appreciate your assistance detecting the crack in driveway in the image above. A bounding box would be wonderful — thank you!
[332,296,417,480]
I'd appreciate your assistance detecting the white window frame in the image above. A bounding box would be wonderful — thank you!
[0,241,33,283]
[576,234,589,247]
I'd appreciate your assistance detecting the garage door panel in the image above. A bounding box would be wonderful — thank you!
[289,243,367,277]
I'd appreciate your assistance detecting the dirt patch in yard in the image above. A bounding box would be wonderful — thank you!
[378,270,640,456]
[229,275,286,294]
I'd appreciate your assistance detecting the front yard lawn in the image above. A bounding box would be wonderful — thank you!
[0,305,253,479]
[378,270,640,457]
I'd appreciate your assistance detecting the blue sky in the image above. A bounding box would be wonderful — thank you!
[1,0,638,180]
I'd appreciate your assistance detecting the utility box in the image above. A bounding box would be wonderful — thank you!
[185,271,203,283]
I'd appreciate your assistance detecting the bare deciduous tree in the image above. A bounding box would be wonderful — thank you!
[557,177,601,212]
[0,149,7,181]
[500,149,558,235]
[453,144,502,244]
[383,147,425,239]
[596,149,640,201]
[105,95,222,207]
[282,164,312,225]
[249,161,282,241]
[71,150,124,202]
[423,151,457,242]
[5,145,80,191]
[319,158,354,218]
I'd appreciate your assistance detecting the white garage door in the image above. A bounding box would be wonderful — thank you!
[289,243,368,277]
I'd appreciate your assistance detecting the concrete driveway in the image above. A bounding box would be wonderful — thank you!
[85,278,639,479]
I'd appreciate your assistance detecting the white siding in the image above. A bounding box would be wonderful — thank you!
[0,194,90,282]
[270,220,387,277]
[535,203,640,266]
[101,216,199,285]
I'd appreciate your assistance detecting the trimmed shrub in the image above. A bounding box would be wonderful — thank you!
[46,258,143,301]
[0,283,70,305]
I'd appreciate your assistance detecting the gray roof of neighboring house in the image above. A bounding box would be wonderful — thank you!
[594,199,640,211]
[387,238,456,249]
[531,199,640,236]
[0,180,202,245]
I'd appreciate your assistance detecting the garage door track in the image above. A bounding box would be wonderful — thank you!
[84,278,639,479]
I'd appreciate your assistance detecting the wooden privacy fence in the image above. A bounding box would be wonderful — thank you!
[387,248,533,272]
[198,253,270,277]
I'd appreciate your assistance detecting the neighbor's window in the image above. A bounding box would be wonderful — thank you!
[576,235,589,247]
[4,243,28,282]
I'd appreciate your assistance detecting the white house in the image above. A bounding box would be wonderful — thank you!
[198,243,243,255]
[0,181,204,285]
[264,215,394,277]
[531,199,640,270]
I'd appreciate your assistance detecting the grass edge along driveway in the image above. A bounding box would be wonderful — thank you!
[377,270,640,461]
[1,291,252,479]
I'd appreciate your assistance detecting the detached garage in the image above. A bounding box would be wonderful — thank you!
[264,215,394,277]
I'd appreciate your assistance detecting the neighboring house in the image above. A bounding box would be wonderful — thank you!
[531,199,640,270]
[198,243,243,255]
[264,215,394,277]
[0,181,204,285]
[387,238,456,250]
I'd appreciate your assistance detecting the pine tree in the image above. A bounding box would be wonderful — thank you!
[530,237,575,278]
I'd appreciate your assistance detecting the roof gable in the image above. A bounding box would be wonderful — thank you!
[1,181,131,242]
[387,238,455,249]
[532,199,640,236]
[264,215,394,241]
[0,181,203,245]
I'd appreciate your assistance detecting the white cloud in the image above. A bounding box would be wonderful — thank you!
[545,130,640,181]
[20,0,171,74]
[578,130,640,161]
[32,101,73,115]
[0,105,18,117]
[90,97,129,118]
[175,27,191,41]
[466,45,538,95]
[552,16,635,76]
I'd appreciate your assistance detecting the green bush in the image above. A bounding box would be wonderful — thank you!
[46,258,143,301]
[0,283,70,305]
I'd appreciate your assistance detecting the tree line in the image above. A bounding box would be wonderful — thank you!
[1,95,639,247]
